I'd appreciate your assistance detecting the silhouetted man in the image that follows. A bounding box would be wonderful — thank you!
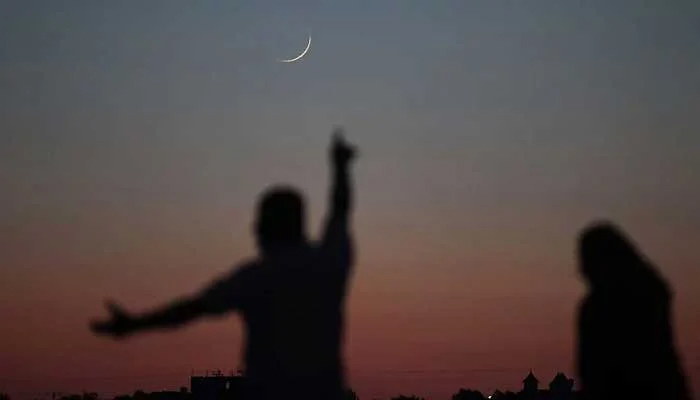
[91,131,358,400]
[576,222,691,400]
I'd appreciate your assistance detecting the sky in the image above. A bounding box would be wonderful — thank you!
[1,1,699,399]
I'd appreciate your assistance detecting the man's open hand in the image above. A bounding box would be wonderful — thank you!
[331,127,357,167]
[90,300,137,339]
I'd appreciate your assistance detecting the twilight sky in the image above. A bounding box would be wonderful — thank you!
[1,1,699,399]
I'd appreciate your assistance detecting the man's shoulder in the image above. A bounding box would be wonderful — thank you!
[232,258,261,278]
[211,258,261,288]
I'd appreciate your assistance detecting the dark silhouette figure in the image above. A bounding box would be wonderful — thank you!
[576,222,691,400]
[90,130,358,400]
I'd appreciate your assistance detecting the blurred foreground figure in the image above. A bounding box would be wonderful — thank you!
[91,130,358,400]
[577,222,691,400]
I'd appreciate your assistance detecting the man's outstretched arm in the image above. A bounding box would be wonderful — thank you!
[90,271,242,339]
[322,128,357,250]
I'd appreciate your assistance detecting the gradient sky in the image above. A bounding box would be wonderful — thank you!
[1,1,699,399]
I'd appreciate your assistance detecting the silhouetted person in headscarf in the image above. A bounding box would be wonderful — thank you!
[576,222,691,400]
[90,130,358,400]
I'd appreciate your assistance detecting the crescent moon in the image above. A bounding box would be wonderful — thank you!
[279,34,312,63]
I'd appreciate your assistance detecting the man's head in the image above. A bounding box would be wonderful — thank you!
[255,186,306,253]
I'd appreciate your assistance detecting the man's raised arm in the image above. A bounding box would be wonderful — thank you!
[322,129,357,248]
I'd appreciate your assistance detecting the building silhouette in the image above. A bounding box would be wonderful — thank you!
[548,373,575,400]
[190,371,246,400]
[522,371,539,397]
[487,371,578,400]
